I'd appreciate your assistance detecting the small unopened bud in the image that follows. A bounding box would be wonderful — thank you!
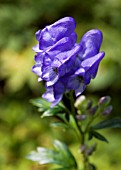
[80,144,86,153]
[76,114,87,121]
[86,144,97,156]
[102,105,113,116]
[98,96,111,106]
[89,106,98,115]
[86,100,93,110]
[74,95,86,108]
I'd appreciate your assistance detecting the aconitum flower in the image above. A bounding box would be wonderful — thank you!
[32,17,105,106]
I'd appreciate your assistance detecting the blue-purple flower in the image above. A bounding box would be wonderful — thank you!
[32,17,105,106]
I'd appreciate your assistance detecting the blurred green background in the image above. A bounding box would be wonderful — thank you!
[0,0,121,169]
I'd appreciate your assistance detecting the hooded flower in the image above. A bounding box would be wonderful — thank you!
[32,17,105,106]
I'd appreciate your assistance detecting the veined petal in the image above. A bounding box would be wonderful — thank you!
[75,83,86,96]
[81,52,105,70]
[42,85,63,107]
[38,17,76,50]
[51,96,62,107]
[42,53,52,67]
[48,32,77,53]
[34,52,44,63]
[81,52,105,84]
[42,58,61,85]
[51,58,62,68]
[67,75,80,90]
[42,66,58,84]
[32,64,42,77]
[42,87,55,102]
[56,44,80,62]
[57,46,80,76]
[39,27,54,50]
[48,17,76,41]
[32,44,42,52]
[38,77,42,82]
[35,29,41,41]
[79,29,103,60]
[53,80,65,100]
[75,68,85,76]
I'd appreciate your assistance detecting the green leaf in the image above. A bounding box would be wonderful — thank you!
[50,122,71,130]
[53,140,77,168]
[89,130,108,143]
[27,147,56,164]
[41,105,66,118]
[92,117,121,130]
[89,163,96,170]
[27,140,77,169]
[30,98,51,112]
[30,98,68,119]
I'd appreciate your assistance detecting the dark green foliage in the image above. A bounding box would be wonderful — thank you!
[92,118,121,130]
[89,129,109,143]
[30,98,68,119]
[50,122,70,129]
[89,163,96,170]
[30,98,51,113]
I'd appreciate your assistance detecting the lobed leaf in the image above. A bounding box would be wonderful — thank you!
[50,122,71,129]
[30,98,68,119]
[30,98,51,112]
[27,140,77,169]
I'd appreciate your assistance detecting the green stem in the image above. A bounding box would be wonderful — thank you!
[69,92,84,138]
[69,91,90,170]
[84,108,100,134]
[81,132,90,170]
[70,91,76,115]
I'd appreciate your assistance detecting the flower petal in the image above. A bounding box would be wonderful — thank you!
[48,32,77,53]
[51,96,62,107]
[57,45,80,76]
[42,87,55,102]
[67,75,80,90]
[32,64,42,77]
[81,52,105,84]
[42,84,63,107]
[75,83,86,96]
[48,17,76,41]
[56,44,80,63]
[42,66,59,84]
[34,52,44,63]
[35,30,41,41]
[53,80,65,100]
[39,27,54,50]
[79,29,103,60]
[39,17,76,50]
[32,44,41,52]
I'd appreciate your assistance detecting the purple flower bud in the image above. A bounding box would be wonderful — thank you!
[76,114,87,121]
[89,106,98,115]
[74,95,86,108]
[85,144,97,156]
[102,105,113,116]
[98,96,111,106]
[80,144,86,153]
[86,100,93,110]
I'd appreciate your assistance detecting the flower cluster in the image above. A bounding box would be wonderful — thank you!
[32,17,105,106]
